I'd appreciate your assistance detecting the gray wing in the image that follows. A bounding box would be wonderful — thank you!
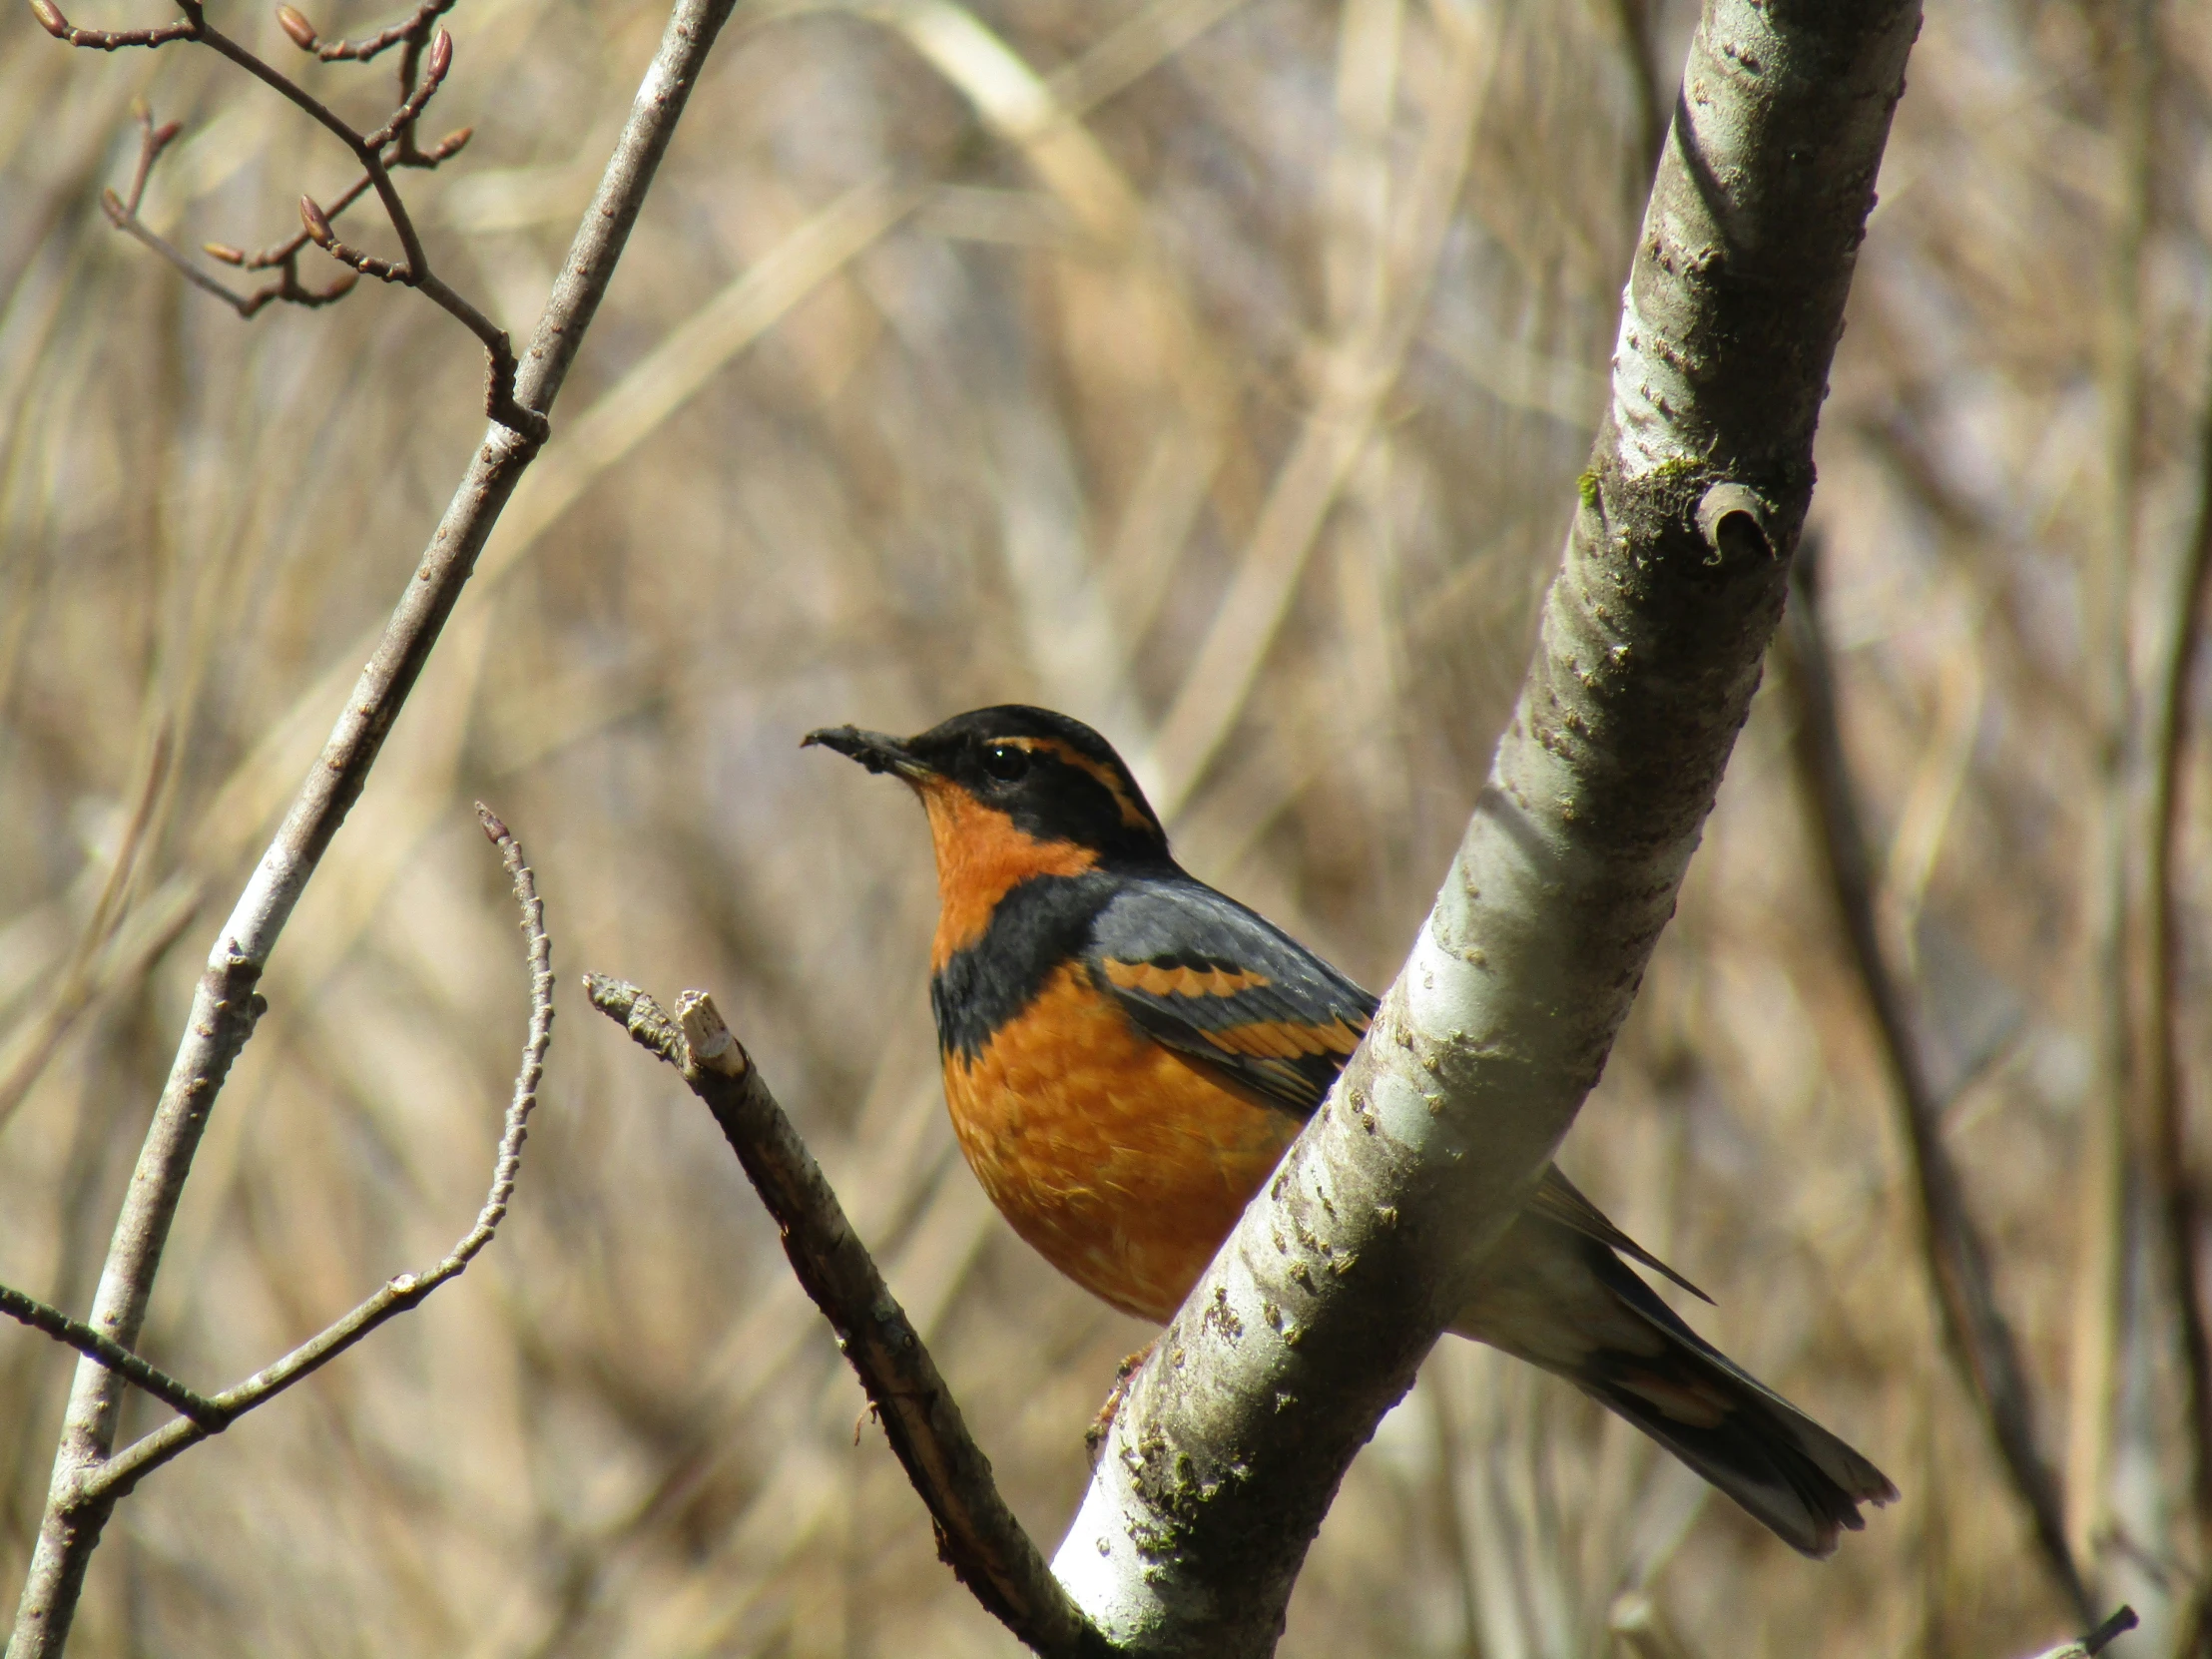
[1084,874,1379,1117]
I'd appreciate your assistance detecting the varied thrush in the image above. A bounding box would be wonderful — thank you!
[806,704,1894,1556]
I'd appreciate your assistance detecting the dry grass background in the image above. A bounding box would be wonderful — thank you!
[1,0,2209,1654]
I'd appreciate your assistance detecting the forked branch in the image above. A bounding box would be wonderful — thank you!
[0,807,549,1524]
[100,106,360,317]
[9,0,743,1645]
[33,0,537,437]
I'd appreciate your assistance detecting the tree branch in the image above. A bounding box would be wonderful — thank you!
[276,0,454,65]
[2143,318,2212,1644]
[0,1290,223,1431]
[5,0,743,1640]
[1051,5,1922,1651]
[4,807,550,1648]
[583,975,1106,1659]
[36,0,538,434]
[2021,1605,2137,1659]
[96,105,363,318]
[1778,545,2093,1625]
[75,806,551,1504]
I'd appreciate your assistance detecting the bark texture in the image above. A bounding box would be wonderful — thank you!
[1051,3,1923,1651]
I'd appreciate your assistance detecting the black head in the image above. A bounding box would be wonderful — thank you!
[804,705,1170,864]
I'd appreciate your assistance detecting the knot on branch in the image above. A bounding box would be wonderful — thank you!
[1695,481,1774,565]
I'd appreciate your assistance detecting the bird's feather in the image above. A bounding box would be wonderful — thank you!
[1085,872,1709,1301]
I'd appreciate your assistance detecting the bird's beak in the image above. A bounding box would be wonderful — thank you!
[802,725,933,784]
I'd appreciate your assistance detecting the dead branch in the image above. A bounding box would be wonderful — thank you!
[583,974,1105,1659]
[6,0,745,1641]
[2020,1605,2137,1659]
[1778,545,2093,1625]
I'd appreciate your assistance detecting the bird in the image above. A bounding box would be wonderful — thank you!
[804,703,1896,1557]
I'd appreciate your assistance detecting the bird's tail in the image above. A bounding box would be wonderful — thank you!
[1454,1224,1896,1558]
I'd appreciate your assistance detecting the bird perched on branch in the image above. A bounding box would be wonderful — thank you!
[806,704,1895,1557]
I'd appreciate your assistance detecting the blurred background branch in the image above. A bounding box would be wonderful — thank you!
[1781,545,2092,1625]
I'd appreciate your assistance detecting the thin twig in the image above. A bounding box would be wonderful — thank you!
[96,105,356,317]
[276,0,455,64]
[26,0,192,48]
[1780,545,2094,1625]
[73,806,551,1505]
[213,126,471,276]
[0,1289,223,1430]
[183,14,545,436]
[40,0,542,436]
[584,975,1104,1659]
[95,105,362,317]
[3,809,547,1634]
[7,0,742,1642]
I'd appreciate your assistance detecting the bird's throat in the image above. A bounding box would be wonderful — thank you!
[917,781,1098,968]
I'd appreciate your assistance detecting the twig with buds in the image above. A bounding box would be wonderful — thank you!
[32,0,543,440]
[100,105,359,316]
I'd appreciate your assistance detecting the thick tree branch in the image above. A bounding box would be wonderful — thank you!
[5,0,741,1644]
[1052,6,1921,1652]
[583,975,1105,1659]
[1778,548,2092,1625]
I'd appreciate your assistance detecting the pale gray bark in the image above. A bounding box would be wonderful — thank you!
[3,0,738,1649]
[1052,4,1923,1652]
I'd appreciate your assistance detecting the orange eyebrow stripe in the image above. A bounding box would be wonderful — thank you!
[1101,958,1273,998]
[1199,1018,1364,1059]
[1004,737,1155,832]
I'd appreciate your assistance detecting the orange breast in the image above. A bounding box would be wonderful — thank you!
[942,963,1303,1322]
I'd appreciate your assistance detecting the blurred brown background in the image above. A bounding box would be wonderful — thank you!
[2,0,2207,1653]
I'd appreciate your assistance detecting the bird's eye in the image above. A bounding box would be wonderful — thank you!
[979,743,1030,783]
